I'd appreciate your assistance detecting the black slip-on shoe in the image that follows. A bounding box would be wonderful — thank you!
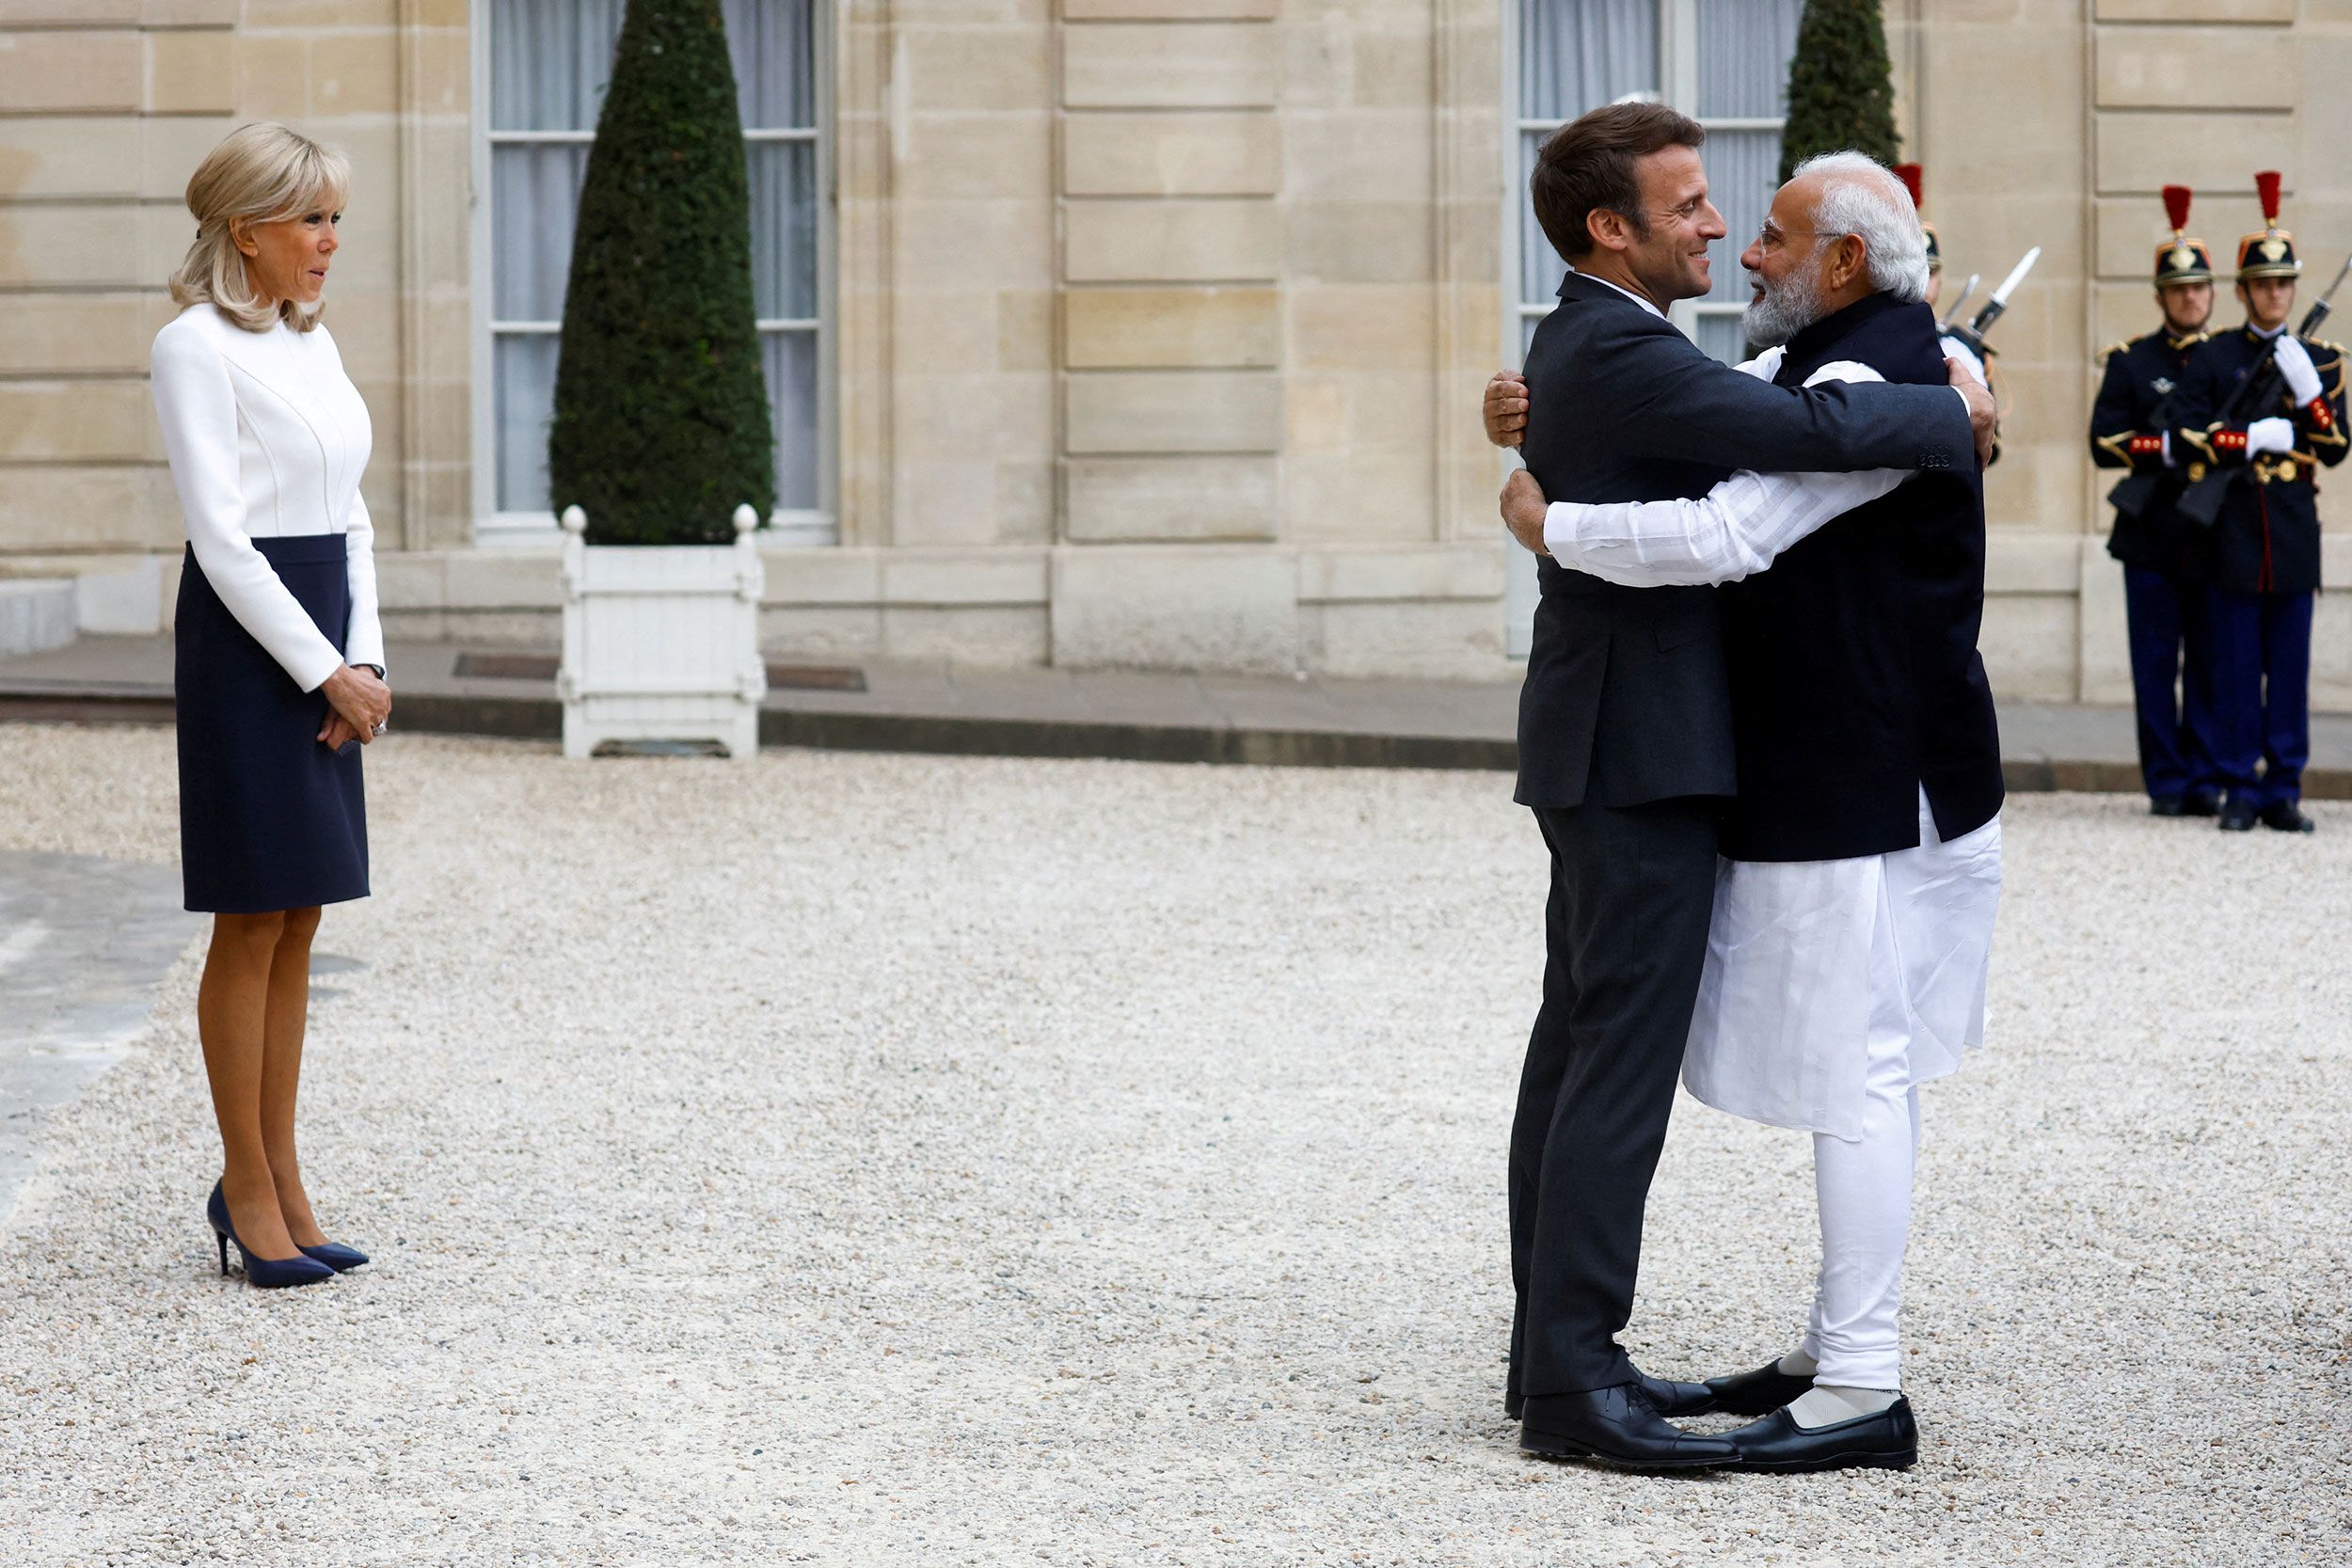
[1726,1397,1918,1474]
[1702,1358,1814,1418]
[2184,789,2223,817]
[2261,801,2316,833]
[1635,1368,1717,1418]
[2219,801,2259,832]
[1519,1385,1739,1472]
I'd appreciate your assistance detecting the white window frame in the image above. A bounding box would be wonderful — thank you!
[1501,0,1792,367]
[1498,0,1794,655]
[469,0,837,547]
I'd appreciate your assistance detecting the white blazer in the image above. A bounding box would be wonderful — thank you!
[151,303,386,692]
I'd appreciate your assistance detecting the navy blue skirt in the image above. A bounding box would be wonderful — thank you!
[175,535,370,914]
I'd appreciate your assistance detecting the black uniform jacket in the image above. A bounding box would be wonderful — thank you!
[1514,272,1975,810]
[2089,327,2208,575]
[2169,325,2350,596]
[1716,293,2005,862]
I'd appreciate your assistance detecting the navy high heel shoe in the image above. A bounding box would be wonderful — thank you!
[298,1240,369,1272]
[206,1182,334,1289]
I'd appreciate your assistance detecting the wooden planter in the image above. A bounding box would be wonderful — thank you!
[558,504,766,760]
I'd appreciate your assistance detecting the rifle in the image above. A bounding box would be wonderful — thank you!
[2176,251,2351,529]
[1941,247,2040,365]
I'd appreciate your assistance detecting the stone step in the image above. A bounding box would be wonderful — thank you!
[0,579,75,659]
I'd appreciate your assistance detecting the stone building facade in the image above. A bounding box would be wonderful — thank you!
[2,0,2347,698]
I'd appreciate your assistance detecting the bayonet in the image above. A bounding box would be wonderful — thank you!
[1938,274,1979,331]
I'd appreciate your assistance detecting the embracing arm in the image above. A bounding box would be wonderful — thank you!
[1607,314,1979,474]
[1529,362,1907,587]
[150,326,346,691]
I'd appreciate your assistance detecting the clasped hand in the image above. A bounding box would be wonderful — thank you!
[317,663,391,751]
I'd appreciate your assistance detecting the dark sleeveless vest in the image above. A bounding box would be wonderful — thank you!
[1716,293,2005,862]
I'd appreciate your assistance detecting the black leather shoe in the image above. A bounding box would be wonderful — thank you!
[1635,1368,1717,1418]
[2219,801,2258,832]
[1702,1357,1814,1418]
[2149,794,2186,817]
[1726,1397,1918,1474]
[1519,1384,1739,1471]
[2261,800,2316,833]
[2184,788,2223,817]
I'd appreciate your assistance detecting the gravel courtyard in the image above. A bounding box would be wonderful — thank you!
[2,723,2346,1567]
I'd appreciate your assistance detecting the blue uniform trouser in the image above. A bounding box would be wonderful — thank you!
[2206,586,2313,811]
[2122,565,2219,801]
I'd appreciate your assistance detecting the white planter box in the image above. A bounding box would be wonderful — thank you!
[558,504,767,760]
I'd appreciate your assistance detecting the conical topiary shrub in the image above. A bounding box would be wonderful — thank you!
[1778,0,1899,182]
[548,0,775,546]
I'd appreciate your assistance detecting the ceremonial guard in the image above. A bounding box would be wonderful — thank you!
[2171,173,2348,833]
[2090,185,2220,815]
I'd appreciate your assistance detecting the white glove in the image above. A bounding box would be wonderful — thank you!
[2247,416,2296,456]
[2274,334,2323,404]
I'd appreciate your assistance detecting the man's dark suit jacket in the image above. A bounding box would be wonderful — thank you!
[1514,271,1976,809]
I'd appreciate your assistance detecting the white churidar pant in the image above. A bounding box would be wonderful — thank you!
[1684,789,2004,1391]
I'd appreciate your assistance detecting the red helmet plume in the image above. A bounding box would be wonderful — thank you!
[2255,170,2282,226]
[2161,184,2192,236]
[1893,163,1923,213]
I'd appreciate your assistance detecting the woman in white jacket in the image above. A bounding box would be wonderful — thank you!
[152,123,390,1289]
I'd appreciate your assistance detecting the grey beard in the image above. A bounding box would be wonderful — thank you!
[1741,264,1827,349]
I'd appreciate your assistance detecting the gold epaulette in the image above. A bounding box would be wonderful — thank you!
[2099,339,2131,363]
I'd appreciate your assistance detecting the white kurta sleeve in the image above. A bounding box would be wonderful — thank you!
[1539,359,1910,588]
[151,326,346,691]
[342,486,386,673]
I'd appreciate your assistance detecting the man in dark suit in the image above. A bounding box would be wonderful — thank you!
[1478,103,1994,1471]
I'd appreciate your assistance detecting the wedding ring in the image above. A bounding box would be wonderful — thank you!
[372,721,388,736]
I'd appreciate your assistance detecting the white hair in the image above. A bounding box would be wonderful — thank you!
[1789,150,1930,304]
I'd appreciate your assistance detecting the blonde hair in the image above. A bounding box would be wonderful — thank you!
[167,122,351,333]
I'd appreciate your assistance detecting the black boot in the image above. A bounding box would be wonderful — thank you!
[1725,1396,1918,1474]
[1519,1384,1739,1471]
[2219,800,2258,832]
[2149,794,2187,817]
[1702,1357,1814,1418]
[2261,800,2315,833]
[2183,788,2223,817]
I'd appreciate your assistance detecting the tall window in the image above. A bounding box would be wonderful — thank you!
[1510,0,1803,364]
[479,0,828,538]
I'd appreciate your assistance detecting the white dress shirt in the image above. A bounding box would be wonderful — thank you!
[151,303,384,692]
[1534,354,2001,1139]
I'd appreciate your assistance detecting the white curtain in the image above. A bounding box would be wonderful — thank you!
[1693,0,1802,313]
[489,0,821,515]
[1518,0,1658,310]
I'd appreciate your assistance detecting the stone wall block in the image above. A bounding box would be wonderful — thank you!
[2094,24,2295,110]
[2095,112,2294,193]
[1063,371,1281,453]
[1064,455,1279,541]
[1063,285,1279,368]
[146,26,234,114]
[1062,23,1275,109]
[2094,0,2292,19]
[901,26,1052,113]
[0,28,141,112]
[1062,112,1279,197]
[1064,0,1276,16]
[1064,198,1278,282]
[1050,544,1296,672]
[0,207,144,287]
[0,294,152,374]
[0,119,140,199]
[0,381,151,463]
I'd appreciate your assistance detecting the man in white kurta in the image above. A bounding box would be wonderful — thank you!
[1495,153,2004,1470]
